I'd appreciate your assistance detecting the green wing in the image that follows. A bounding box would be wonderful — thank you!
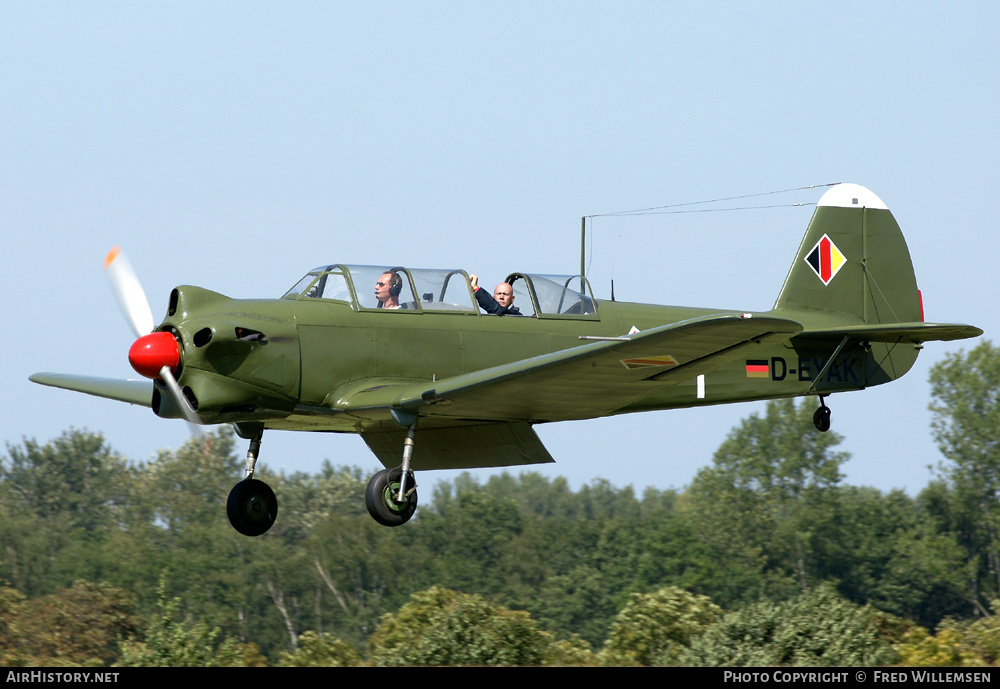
[337,313,803,423]
[29,373,152,407]
[345,313,802,470]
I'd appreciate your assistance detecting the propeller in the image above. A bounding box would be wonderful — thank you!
[103,246,154,338]
[103,246,203,428]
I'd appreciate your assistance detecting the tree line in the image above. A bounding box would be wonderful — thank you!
[1,341,998,666]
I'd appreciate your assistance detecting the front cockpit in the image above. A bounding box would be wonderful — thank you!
[282,265,598,319]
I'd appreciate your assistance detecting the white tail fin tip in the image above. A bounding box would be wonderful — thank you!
[817,183,888,210]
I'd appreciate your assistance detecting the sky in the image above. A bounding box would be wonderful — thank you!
[2,2,997,501]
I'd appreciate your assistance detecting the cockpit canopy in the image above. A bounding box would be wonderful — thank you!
[283,265,598,319]
[503,273,597,317]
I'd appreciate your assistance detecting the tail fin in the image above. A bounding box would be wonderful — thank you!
[773,183,922,325]
[772,183,980,388]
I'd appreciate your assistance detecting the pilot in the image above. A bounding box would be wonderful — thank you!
[470,274,522,316]
[375,271,403,309]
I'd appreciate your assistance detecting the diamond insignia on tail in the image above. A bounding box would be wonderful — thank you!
[804,233,846,285]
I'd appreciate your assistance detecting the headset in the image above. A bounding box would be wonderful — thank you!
[387,271,402,298]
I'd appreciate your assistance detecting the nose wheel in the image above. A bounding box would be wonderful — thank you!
[227,478,278,536]
[227,424,277,536]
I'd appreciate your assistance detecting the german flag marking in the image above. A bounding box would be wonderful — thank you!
[745,359,769,378]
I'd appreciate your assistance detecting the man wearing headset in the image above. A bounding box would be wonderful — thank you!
[375,271,403,309]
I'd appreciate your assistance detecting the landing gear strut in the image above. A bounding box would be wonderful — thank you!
[365,412,419,526]
[813,396,831,432]
[227,425,278,536]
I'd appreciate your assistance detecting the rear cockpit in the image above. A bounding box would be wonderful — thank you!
[283,265,598,319]
[502,273,597,318]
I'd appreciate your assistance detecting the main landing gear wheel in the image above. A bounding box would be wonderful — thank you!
[366,468,418,527]
[813,398,832,432]
[227,478,278,536]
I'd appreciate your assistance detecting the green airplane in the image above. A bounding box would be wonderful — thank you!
[30,183,981,536]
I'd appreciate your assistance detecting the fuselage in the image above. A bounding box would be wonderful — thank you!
[160,272,904,435]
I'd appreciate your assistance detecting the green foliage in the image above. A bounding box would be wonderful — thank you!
[277,631,362,666]
[709,398,848,497]
[271,462,370,544]
[601,586,723,666]
[961,601,1000,664]
[896,599,1000,667]
[12,581,139,667]
[0,583,29,666]
[681,398,849,605]
[818,485,970,628]
[929,341,1000,610]
[116,579,263,667]
[137,431,242,533]
[0,430,135,595]
[1,429,132,529]
[368,586,550,666]
[530,565,616,648]
[894,624,983,667]
[681,584,899,666]
[418,484,526,596]
[930,341,1000,479]
[296,509,415,645]
[542,634,599,666]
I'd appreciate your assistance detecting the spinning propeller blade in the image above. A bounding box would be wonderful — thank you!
[104,246,203,429]
[103,246,154,338]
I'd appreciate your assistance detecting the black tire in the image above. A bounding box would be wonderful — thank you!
[227,478,278,536]
[365,468,417,527]
[813,405,832,432]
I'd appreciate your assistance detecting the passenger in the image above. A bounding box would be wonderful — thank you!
[470,274,522,316]
[375,271,403,309]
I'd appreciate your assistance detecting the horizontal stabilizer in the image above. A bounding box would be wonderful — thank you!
[29,373,153,407]
[799,322,983,344]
